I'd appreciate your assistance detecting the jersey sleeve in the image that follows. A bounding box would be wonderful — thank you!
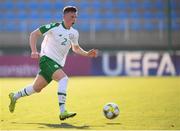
[39,23,60,36]
[70,30,79,45]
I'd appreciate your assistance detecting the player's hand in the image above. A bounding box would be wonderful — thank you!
[31,52,40,59]
[87,49,98,58]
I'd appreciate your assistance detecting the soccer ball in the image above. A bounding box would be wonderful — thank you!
[103,103,119,119]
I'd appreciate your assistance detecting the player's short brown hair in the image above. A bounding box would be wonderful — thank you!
[63,6,78,14]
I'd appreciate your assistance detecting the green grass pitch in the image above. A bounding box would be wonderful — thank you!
[0,77,180,130]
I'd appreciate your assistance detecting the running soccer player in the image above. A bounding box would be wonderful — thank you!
[9,6,98,120]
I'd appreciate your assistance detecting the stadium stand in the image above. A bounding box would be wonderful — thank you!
[0,0,179,32]
[0,0,180,52]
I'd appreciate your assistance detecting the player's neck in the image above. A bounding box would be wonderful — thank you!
[62,21,71,29]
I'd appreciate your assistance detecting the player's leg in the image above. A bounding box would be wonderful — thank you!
[32,74,49,92]
[52,69,76,120]
[9,75,48,113]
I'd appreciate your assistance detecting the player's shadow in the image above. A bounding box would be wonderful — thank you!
[24,122,89,129]
[39,122,89,129]
[106,122,121,125]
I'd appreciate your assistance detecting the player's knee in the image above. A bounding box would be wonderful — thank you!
[34,88,42,93]
[65,75,69,80]
[62,76,68,81]
[53,72,68,81]
[58,76,68,83]
[33,85,43,93]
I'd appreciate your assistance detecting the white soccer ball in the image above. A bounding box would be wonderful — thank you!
[103,103,119,119]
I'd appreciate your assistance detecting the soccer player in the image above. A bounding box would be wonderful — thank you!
[9,6,98,120]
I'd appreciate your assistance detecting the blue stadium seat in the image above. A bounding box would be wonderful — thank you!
[171,0,180,10]
[154,0,165,9]
[5,23,12,31]
[5,11,16,19]
[0,2,3,9]
[171,10,180,19]
[79,1,89,7]
[118,20,126,31]
[0,22,5,31]
[170,0,176,9]
[41,11,52,19]
[141,0,153,9]
[106,23,116,31]
[17,11,27,19]
[6,22,19,31]
[0,12,4,19]
[53,12,63,20]
[157,20,167,31]
[27,1,38,9]
[129,0,140,9]
[29,11,39,19]
[90,10,101,19]
[143,11,155,19]
[38,1,52,10]
[15,1,26,9]
[103,0,113,9]
[54,1,64,10]
[64,0,79,7]
[118,12,128,19]
[0,26,4,32]
[130,11,140,19]
[172,20,180,31]
[143,21,154,31]
[115,0,127,9]
[101,20,115,31]
[156,11,165,19]
[2,0,13,9]
[78,20,101,31]
[95,21,102,31]
[131,20,141,31]
[18,22,28,32]
[78,11,89,19]
[171,11,177,19]
[103,11,114,19]
[0,0,179,32]
[79,21,90,31]
[93,1,102,8]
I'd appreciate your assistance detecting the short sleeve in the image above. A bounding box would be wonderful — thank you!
[70,30,79,45]
[39,23,60,36]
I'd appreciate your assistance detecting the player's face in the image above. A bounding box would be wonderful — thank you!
[64,12,77,27]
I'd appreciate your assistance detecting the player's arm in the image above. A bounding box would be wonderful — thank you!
[72,44,98,58]
[30,23,59,59]
[29,29,42,59]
